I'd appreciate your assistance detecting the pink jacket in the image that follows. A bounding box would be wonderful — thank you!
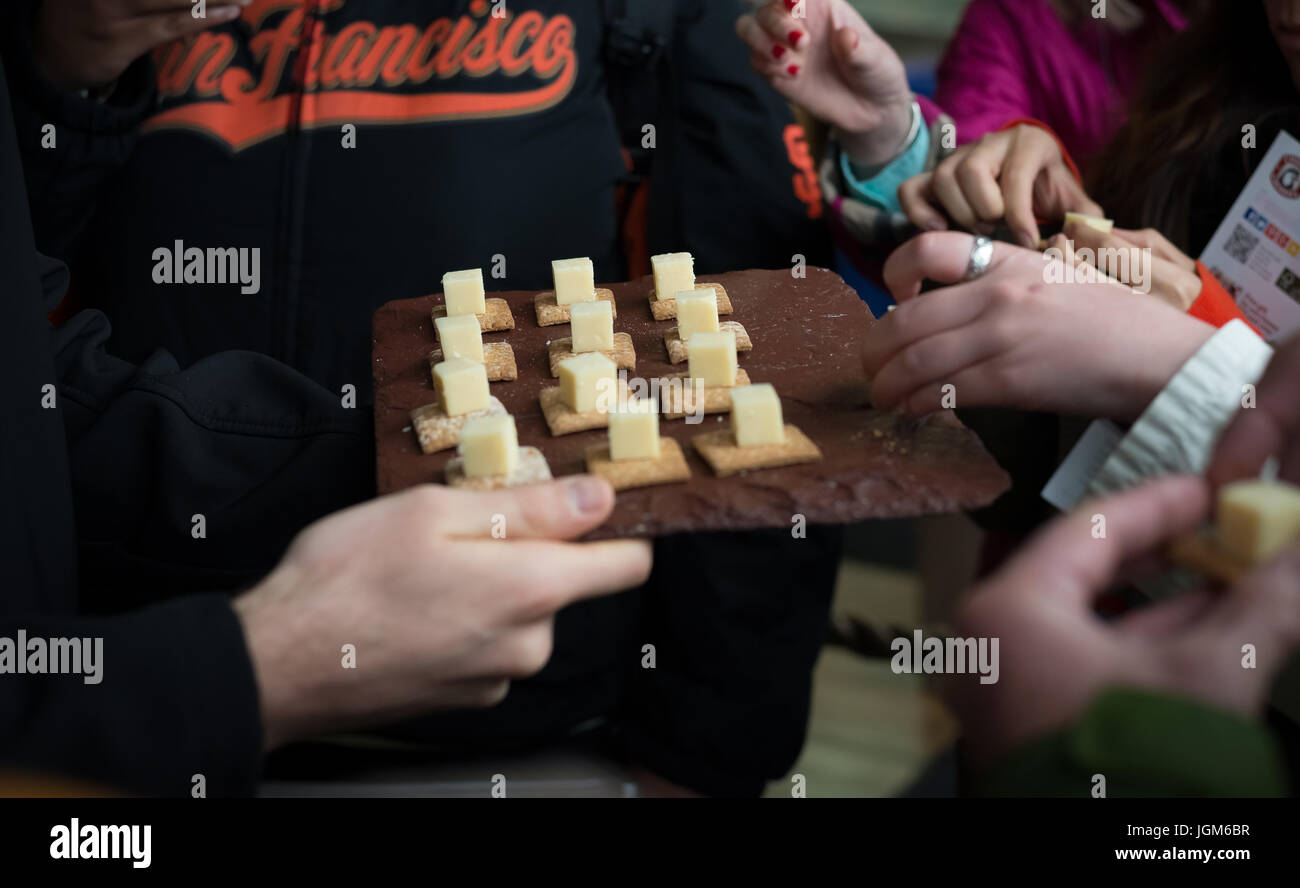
[934,0,1191,171]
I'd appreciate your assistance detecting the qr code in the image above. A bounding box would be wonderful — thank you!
[1225,224,1260,263]
[1276,267,1300,301]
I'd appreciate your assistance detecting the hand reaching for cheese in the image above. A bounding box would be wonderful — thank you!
[898,124,1103,246]
[863,233,1214,421]
[1210,333,1300,487]
[949,477,1300,771]
[234,477,651,751]
[1060,220,1203,311]
[735,0,914,167]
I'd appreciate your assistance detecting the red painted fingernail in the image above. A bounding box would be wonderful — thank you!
[784,0,798,11]
[787,64,800,76]
[789,30,803,48]
[772,44,786,59]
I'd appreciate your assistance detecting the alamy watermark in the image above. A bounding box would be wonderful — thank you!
[1,630,103,684]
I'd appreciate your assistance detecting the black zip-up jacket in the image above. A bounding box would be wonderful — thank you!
[0,56,270,795]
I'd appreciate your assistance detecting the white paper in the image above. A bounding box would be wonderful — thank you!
[1199,130,1300,343]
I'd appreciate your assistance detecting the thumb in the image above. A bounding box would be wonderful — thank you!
[831,23,895,89]
[438,476,616,540]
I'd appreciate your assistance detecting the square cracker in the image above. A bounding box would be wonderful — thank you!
[445,446,552,490]
[539,379,629,436]
[585,437,691,491]
[430,341,518,382]
[547,333,636,376]
[649,282,732,321]
[692,425,822,477]
[1167,532,1250,585]
[431,297,515,332]
[534,289,617,326]
[664,321,751,365]
[657,369,751,420]
[409,396,506,454]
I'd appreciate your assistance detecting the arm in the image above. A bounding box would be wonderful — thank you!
[0,597,263,796]
[934,0,1034,145]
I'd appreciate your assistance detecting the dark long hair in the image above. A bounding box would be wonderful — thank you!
[1088,2,1300,253]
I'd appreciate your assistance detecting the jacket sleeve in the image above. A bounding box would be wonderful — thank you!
[978,687,1289,797]
[0,596,264,796]
[934,0,1034,145]
[46,263,375,604]
[1,0,156,260]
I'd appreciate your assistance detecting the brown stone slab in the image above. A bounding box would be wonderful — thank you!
[547,333,636,376]
[534,289,617,326]
[430,297,514,332]
[585,437,692,491]
[664,321,751,364]
[649,282,732,321]
[374,269,1010,540]
[692,425,823,477]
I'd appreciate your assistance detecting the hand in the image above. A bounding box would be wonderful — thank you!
[898,124,1103,247]
[862,232,1214,421]
[33,0,249,92]
[234,477,652,750]
[735,0,913,167]
[1209,332,1300,486]
[1060,220,1202,311]
[949,477,1300,770]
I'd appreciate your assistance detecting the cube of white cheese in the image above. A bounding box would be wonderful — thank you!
[570,300,614,353]
[652,252,695,302]
[558,352,618,413]
[458,414,519,478]
[609,399,660,461]
[687,330,737,388]
[443,268,486,316]
[675,288,719,341]
[432,357,490,416]
[730,383,785,446]
[553,257,596,306]
[434,314,484,363]
[1217,480,1300,564]
[1064,212,1114,234]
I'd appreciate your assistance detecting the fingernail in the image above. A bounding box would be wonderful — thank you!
[787,64,800,77]
[924,217,947,231]
[568,476,608,515]
[1017,231,1037,249]
[847,29,861,50]
[772,44,787,59]
[784,0,798,10]
[789,30,804,48]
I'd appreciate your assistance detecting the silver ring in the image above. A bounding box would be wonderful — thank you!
[964,235,994,282]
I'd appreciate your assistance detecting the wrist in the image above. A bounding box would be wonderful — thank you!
[838,97,916,168]
[234,566,312,752]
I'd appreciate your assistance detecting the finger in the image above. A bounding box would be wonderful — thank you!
[1202,544,1300,676]
[897,173,948,233]
[1208,334,1300,485]
[952,144,1007,224]
[993,477,1212,607]
[473,538,654,620]
[869,320,1007,411]
[881,231,1013,302]
[128,0,231,11]
[1110,227,1191,270]
[1114,589,1216,638]
[138,4,243,44]
[1000,133,1066,247]
[437,476,616,540]
[755,1,804,48]
[483,620,557,679]
[1063,220,1145,284]
[929,158,982,231]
